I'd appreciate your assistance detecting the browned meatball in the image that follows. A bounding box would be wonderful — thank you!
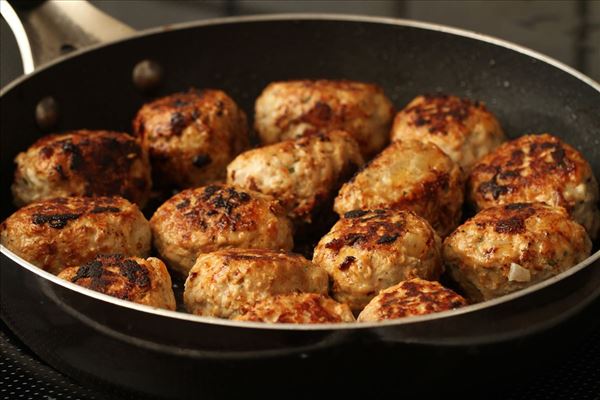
[12,130,151,207]
[235,293,355,324]
[468,133,600,240]
[57,254,176,310]
[255,80,394,158]
[132,89,249,189]
[443,203,592,302]
[150,184,293,276]
[357,278,468,322]
[0,196,151,275]
[184,249,328,319]
[313,209,443,312]
[391,94,505,171]
[334,140,464,237]
[227,130,364,225]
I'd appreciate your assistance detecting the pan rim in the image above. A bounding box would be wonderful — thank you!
[1,13,598,95]
[3,243,600,332]
[1,14,599,332]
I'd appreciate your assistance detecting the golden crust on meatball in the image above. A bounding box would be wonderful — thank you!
[235,293,355,324]
[357,278,467,322]
[184,249,328,319]
[255,80,394,158]
[334,140,463,237]
[132,89,249,189]
[12,130,151,208]
[150,184,293,276]
[0,196,151,275]
[57,254,176,310]
[391,94,505,171]
[227,130,364,224]
[468,133,600,240]
[443,203,592,302]
[313,209,443,312]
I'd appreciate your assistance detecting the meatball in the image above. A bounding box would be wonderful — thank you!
[443,203,592,302]
[255,80,394,158]
[12,130,151,208]
[334,140,463,237]
[390,94,505,172]
[313,209,443,312]
[132,89,249,189]
[227,130,364,225]
[150,184,293,276]
[235,293,355,324]
[468,133,600,240]
[57,254,176,310]
[357,278,468,322]
[184,249,328,319]
[0,196,151,275]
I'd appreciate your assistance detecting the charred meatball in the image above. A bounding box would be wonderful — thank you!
[57,254,176,310]
[468,133,600,240]
[0,196,151,275]
[255,80,394,158]
[132,89,248,189]
[313,209,443,312]
[227,130,364,225]
[334,140,463,237]
[357,278,467,322]
[12,130,151,207]
[150,184,293,276]
[443,203,592,302]
[235,293,355,324]
[391,94,505,172]
[184,249,328,318]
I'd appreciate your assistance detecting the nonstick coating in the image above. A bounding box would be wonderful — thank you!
[1,16,600,398]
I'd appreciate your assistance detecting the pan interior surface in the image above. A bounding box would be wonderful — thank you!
[1,15,599,332]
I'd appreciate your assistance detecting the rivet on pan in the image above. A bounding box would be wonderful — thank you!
[60,44,76,54]
[133,59,163,93]
[35,96,60,131]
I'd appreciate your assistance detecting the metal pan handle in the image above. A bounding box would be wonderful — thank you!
[0,0,134,73]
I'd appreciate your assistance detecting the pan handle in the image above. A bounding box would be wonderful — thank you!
[0,0,135,74]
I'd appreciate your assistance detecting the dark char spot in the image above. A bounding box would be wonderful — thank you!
[498,170,519,180]
[172,98,189,107]
[325,238,344,252]
[552,146,567,166]
[32,213,80,229]
[62,141,84,171]
[170,112,187,135]
[478,175,509,199]
[345,233,366,246]
[119,259,150,287]
[176,199,190,209]
[311,102,332,120]
[202,185,220,200]
[339,256,356,271]
[344,210,369,219]
[73,260,103,281]
[495,216,526,234]
[40,146,54,158]
[377,234,398,244]
[504,203,531,211]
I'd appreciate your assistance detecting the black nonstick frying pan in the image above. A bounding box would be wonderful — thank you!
[1,1,600,398]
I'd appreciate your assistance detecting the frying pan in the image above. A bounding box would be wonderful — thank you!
[1,1,599,398]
